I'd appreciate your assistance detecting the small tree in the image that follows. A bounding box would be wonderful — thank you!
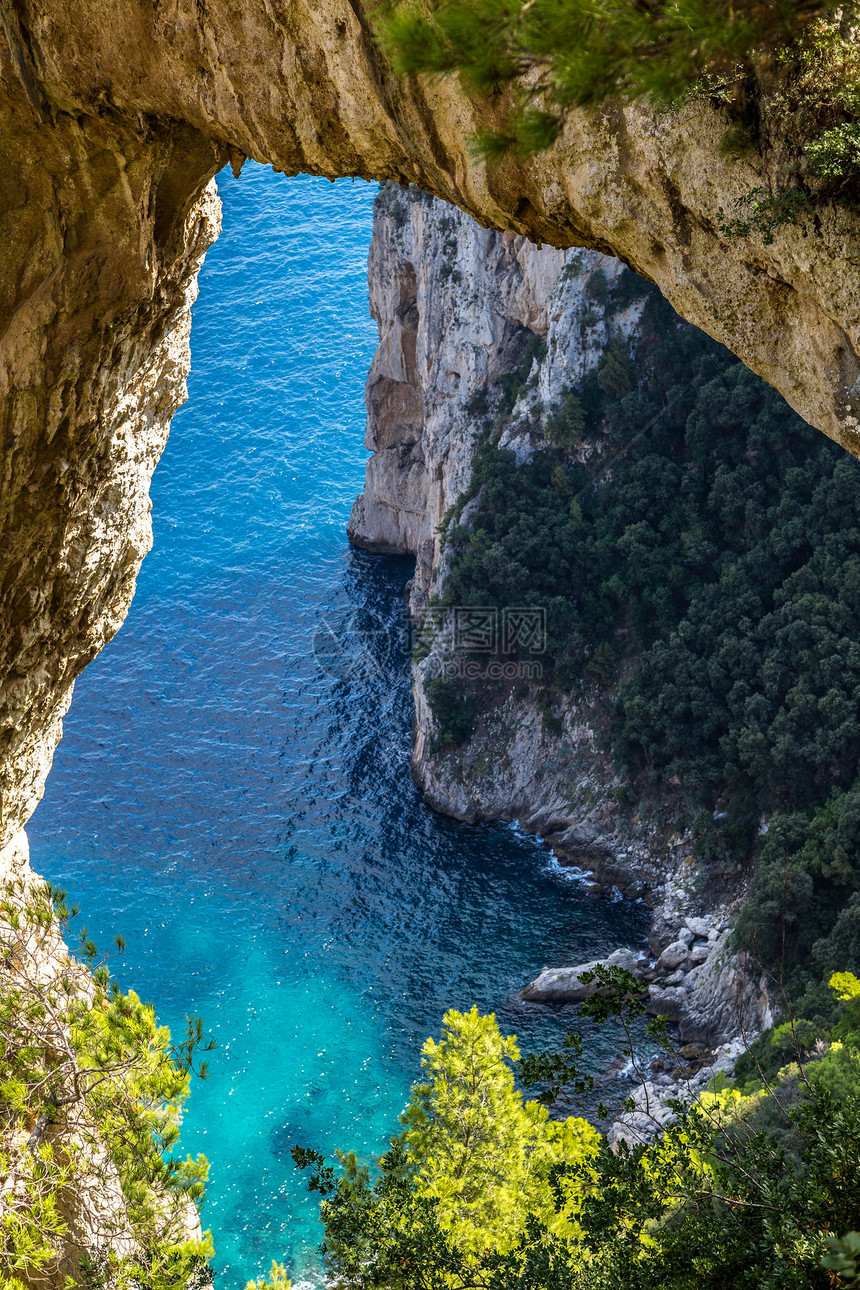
[400,1007,599,1256]
[545,390,585,452]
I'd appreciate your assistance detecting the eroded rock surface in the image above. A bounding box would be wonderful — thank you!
[521,949,646,1003]
[4,6,860,854]
[348,184,582,597]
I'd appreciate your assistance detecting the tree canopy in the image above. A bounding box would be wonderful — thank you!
[375,0,842,156]
[292,989,860,1289]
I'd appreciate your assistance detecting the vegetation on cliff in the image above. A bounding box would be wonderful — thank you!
[377,0,860,200]
[423,273,860,1001]
[0,879,213,1290]
[292,976,860,1288]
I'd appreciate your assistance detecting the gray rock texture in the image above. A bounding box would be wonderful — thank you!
[354,187,774,1053]
[607,1036,747,1151]
[349,185,620,607]
[521,949,645,1003]
[4,8,860,869]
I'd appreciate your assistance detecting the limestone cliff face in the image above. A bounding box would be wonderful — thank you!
[0,175,221,852]
[5,6,860,862]
[348,185,642,603]
[352,187,772,1053]
[349,185,570,595]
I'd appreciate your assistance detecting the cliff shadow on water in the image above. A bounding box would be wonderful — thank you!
[24,165,648,1287]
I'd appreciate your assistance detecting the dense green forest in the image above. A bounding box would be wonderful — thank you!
[425,272,860,1004]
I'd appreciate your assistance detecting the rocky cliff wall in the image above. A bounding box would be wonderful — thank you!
[5,7,860,861]
[349,184,597,599]
[351,185,773,1057]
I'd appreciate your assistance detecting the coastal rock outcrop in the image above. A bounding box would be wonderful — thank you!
[521,949,646,1003]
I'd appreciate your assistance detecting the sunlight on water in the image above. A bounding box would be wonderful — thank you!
[29,165,648,1286]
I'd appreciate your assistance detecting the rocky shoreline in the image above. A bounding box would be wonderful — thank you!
[349,183,775,1097]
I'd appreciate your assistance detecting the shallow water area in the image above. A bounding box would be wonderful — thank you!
[29,164,648,1286]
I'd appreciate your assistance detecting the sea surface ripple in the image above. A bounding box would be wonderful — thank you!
[29,164,648,1286]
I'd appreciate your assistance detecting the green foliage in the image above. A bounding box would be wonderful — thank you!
[375,180,410,230]
[294,992,860,1289]
[733,1020,825,1091]
[730,968,860,1117]
[439,287,860,843]
[596,332,635,398]
[584,268,608,303]
[768,12,860,164]
[544,388,584,451]
[245,1261,292,1290]
[808,1038,860,1102]
[824,1231,860,1283]
[424,677,476,750]
[290,1009,600,1287]
[831,969,860,1000]
[399,1007,600,1255]
[816,893,860,976]
[719,185,810,245]
[807,121,860,178]
[439,437,584,680]
[717,121,758,160]
[586,640,617,689]
[0,878,213,1290]
[734,781,860,976]
[374,1,836,157]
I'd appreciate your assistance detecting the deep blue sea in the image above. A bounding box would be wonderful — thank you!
[28,164,647,1287]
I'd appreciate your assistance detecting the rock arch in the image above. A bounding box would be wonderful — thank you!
[2,0,859,849]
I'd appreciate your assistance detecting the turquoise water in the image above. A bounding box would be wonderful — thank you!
[28,165,647,1286]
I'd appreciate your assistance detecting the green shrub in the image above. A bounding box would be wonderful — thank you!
[596,332,635,398]
[585,268,609,303]
[586,641,617,689]
[545,388,585,451]
[807,121,860,178]
[719,186,810,245]
[424,678,476,750]
[815,893,860,975]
